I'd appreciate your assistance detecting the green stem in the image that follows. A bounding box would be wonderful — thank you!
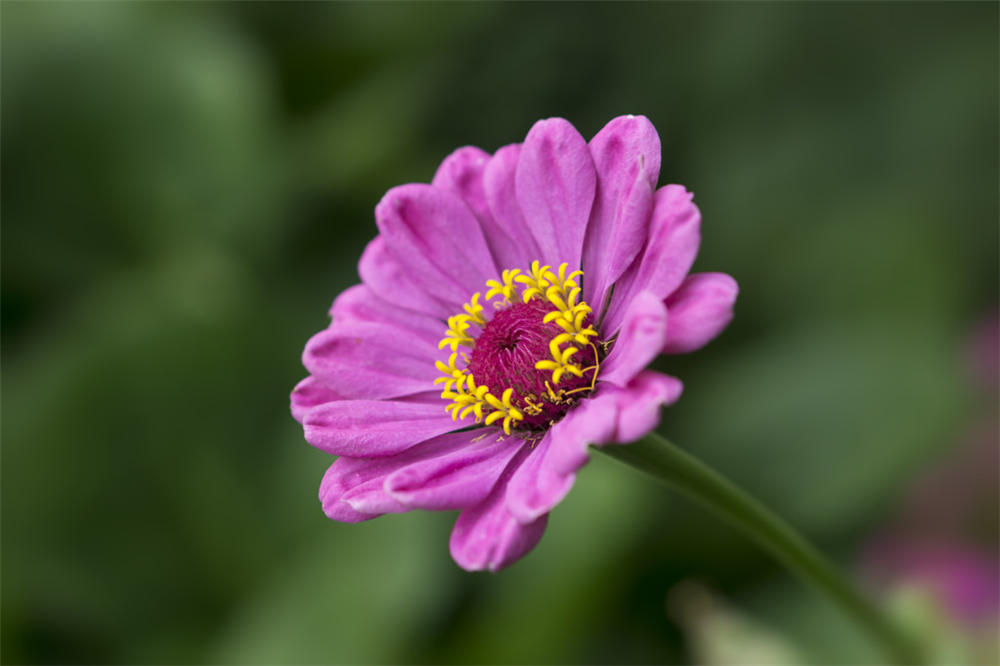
[597,432,923,665]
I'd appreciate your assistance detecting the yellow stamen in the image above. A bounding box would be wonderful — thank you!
[463,293,486,326]
[434,352,466,391]
[485,269,522,303]
[439,314,475,351]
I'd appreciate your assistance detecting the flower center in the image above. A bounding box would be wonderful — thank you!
[435,262,603,435]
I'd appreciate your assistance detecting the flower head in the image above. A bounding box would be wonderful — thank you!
[292,115,738,571]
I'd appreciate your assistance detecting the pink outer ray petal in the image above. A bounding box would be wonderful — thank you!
[319,430,482,522]
[599,290,668,388]
[328,283,444,342]
[515,118,596,269]
[432,146,529,270]
[662,272,739,354]
[302,321,444,400]
[303,392,470,458]
[547,371,684,477]
[603,184,701,333]
[358,235,454,320]
[385,430,525,511]
[449,447,547,572]
[483,143,543,266]
[584,114,660,309]
[375,184,498,309]
[290,376,340,424]
[504,431,576,525]
[614,371,684,442]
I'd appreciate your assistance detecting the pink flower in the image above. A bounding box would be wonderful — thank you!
[864,538,999,627]
[291,116,738,571]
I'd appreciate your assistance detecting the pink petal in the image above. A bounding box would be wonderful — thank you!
[431,146,493,224]
[449,448,547,572]
[302,321,442,400]
[515,118,596,269]
[599,290,668,387]
[614,371,684,442]
[319,458,407,523]
[662,273,739,354]
[328,283,444,342]
[319,431,478,522]
[547,371,684,477]
[386,431,524,510]
[290,376,340,424]
[375,184,498,308]
[358,236,453,320]
[583,115,660,308]
[504,432,576,525]
[302,393,465,457]
[604,185,701,332]
[545,390,620,477]
[433,146,527,270]
[483,144,542,267]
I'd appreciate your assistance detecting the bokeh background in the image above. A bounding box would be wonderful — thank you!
[3,2,997,664]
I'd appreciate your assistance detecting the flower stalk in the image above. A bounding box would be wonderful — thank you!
[597,433,924,665]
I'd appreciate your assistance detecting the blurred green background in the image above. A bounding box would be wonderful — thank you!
[3,2,997,664]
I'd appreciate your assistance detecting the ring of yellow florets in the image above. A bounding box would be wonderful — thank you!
[434,261,602,436]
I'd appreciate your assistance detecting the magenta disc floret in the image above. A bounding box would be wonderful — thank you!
[468,299,598,430]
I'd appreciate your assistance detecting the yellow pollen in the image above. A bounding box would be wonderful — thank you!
[463,293,486,326]
[439,314,475,351]
[485,269,522,302]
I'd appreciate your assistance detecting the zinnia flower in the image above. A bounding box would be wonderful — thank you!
[291,115,738,571]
